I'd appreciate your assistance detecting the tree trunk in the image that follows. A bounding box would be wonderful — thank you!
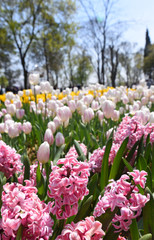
[21,57,28,89]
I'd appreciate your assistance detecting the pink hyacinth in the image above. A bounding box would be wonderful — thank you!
[0,181,54,239]
[48,155,90,219]
[18,161,46,186]
[94,170,150,232]
[144,123,154,144]
[56,216,105,240]
[89,143,120,173]
[65,143,87,158]
[117,236,127,240]
[129,170,147,188]
[114,116,144,149]
[0,140,23,179]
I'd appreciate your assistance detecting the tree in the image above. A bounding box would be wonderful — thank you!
[74,50,93,86]
[28,0,78,88]
[144,44,154,80]
[144,29,151,57]
[79,0,125,85]
[0,0,46,89]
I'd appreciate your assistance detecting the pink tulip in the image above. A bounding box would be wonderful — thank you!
[37,141,50,164]
[55,132,65,147]
[44,128,54,145]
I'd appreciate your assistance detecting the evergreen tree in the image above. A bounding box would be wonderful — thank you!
[144,29,151,57]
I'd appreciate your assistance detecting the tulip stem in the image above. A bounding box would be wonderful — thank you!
[34,86,37,114]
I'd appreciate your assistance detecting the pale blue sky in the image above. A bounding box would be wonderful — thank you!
[78,0,154,49]
[111,0,154,48]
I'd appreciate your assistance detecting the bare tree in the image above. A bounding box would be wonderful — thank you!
[78,0,126,86]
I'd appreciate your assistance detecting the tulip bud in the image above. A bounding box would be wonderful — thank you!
[47,121,56,133]
[44,128,54,145]
[82,108,94,123]
[7,104,16,116]
[102,100,115,119]
[111,110,120,121]
[37,141,50,164]
[8,124,19,138]
[55,132,65,147]
[53,116,61,129]
[16,109,25,119]
[22,121,32,134]
[29,73,40,86]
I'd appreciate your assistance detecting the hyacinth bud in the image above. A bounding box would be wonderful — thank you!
[22,121,32,134]
[37,141,50,164]
[44,128,54,145]
[48,121,56,133]
[16,109,25,119]
[7,104,16,116]
[29,73,40,86]
[55,132,65,147]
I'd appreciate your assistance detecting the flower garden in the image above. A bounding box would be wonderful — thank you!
[0,77,153,240]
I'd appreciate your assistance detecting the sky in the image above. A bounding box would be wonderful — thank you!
[78,0,154,49]
[109,0,154,48]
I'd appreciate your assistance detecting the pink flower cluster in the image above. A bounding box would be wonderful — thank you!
[56,216,105,240]
[114,116,144,149]
[18,161,46,186]
[0,181,54,239]
[94,170,150,232]
[89,143,120,173]
[0,140,22,179]
[144,123,154,144]
[48,153,90,219]
[65,143,87,158]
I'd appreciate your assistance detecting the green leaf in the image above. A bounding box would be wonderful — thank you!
[138,155,147,171]
[96,208,118,231]
[152,143,154,191]
[143,187,154,236]
[139,234,152,240]
[103,223,119,240]
[86,173,98,198]
[74,195,93,223]
[126,140,139,162]
[74,140,86,161]
[122,157,133,171]
[144,143,151,163]
[100,138,112,190]
[23,154,30,183]
[36,162,45,200]
[130,218,140,240]
[53,144,66,165]
[109,137,129,180]
[146,166,152,191]
[16,225,23,240]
